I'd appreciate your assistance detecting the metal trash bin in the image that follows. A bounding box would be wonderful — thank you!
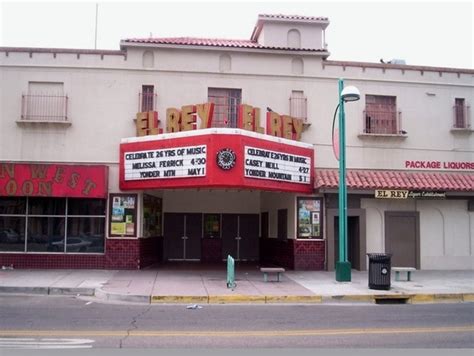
[367,253,392,290]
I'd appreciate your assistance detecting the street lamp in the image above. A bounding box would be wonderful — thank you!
[334,78,360,282]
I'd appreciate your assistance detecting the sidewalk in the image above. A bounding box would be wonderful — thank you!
[0,264,473,304]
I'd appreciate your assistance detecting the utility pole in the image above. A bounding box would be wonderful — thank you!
[94,3,98,49]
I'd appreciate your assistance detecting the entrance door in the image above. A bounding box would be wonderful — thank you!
[163,213,202,261]
[385,211,419,268]
[222,214,259,261]
[239,214,259,260]
[334,216,361,270]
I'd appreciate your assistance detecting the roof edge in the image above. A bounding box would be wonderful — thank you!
[0,46,126,56]
[323,59,474,75]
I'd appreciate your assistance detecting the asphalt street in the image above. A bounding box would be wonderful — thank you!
[0,295,473,348]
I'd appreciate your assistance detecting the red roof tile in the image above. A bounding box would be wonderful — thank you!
[315,169,474,192]
[121,37,327,52]
[259,14,328,21]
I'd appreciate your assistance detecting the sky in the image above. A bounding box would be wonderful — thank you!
[0,0,473,69]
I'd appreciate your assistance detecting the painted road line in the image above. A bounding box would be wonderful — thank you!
[0,326,473,338]
[0,338,94,349]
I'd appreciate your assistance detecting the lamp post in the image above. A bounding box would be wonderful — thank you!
[335,78,360,282]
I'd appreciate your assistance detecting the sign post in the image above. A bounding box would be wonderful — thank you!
[227,255,236,289]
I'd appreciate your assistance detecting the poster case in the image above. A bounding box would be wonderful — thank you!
[297,197,323,239]
[109,193,138,238]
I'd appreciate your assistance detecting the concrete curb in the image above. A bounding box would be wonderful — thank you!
[265,295,322,303]
[0,286,95,296]
[95,288,150,304]
[2,287,473,305]
[152,295,208,304]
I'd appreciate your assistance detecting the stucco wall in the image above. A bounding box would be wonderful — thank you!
[361,198,474,270]
[261,192,297,239]
[1,48,471,174]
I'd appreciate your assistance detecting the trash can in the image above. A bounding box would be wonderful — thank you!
[367,253,392,290]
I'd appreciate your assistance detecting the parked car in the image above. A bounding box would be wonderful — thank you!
[50,237,92,252]
[0,229,21,243]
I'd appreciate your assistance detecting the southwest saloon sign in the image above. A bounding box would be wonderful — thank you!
[120,128,314,193]
[0,163,108,198]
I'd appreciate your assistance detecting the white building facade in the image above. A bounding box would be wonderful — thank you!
[0,14,472,270]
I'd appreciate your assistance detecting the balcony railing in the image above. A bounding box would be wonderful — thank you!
[363,109,402,135]
[453,105,471,129]
[208,94,241,128]
[21,94,69,122]
[138,92,157,112]
[289,95,307,122]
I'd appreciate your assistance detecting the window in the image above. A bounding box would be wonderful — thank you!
[203,214,220,238]
[364,95,400,134]
[208,88,241,128]
[297,197,322,239]
[453,98,470,129]
[140,85,156,112]
[0,197,105,253]
[21,82,68,122]
[289,90,307,122]
[143,194,162,238]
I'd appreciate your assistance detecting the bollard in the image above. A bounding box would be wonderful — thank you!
[227,255,236,289]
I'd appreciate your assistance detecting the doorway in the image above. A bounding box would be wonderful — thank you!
[385,211,420,268]
[163,213,202,261]
[327,208,367,271]
[334,216,361,270]
[221,214,259,261]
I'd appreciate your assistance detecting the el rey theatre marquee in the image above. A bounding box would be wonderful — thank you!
[119,102,314,193]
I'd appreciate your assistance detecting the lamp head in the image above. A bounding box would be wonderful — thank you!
[341,86,360,102]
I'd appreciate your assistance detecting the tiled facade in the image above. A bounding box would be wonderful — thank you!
[0,238,162,269]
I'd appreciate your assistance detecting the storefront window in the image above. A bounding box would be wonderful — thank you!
[68,198,106,216]
[28,217,65,252]
[0,216,25,252]
[0,197,26,215]
[0,197,105,253]
[143,194,162,238]
[297,197,323,239]
[28,197,66,215]
[204,214,220,238]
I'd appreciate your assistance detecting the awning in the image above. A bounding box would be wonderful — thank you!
[315,169,474,192]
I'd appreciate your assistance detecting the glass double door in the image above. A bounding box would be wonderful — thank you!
[163,213,259,262]
[221,214,259,261]
[163,213,202,261]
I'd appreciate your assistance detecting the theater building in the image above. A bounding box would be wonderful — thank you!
[0,14,473,270]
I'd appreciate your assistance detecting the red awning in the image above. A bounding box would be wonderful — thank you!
[315,169,474,192]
